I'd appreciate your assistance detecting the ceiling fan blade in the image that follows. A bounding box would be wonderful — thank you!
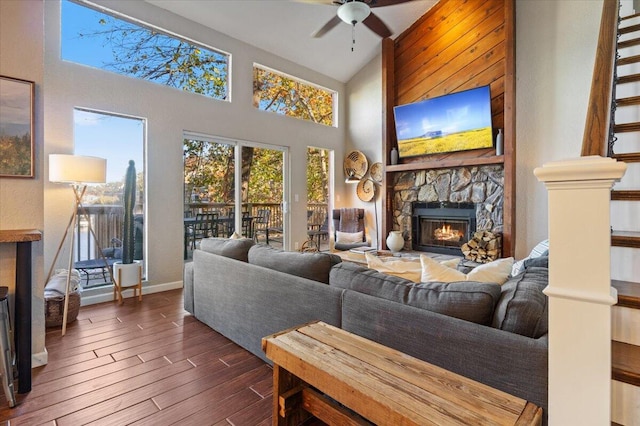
[312,15,342,38]
[293,0,336,4]
[370,0,417,7]
[363,12,392,38]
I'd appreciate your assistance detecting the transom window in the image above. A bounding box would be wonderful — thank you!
[253,64,336,127]
[61,0,230,101]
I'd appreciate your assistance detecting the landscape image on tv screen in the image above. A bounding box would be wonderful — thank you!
[393,85,493,158]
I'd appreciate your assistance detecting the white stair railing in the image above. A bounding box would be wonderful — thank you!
[535,156,626,425]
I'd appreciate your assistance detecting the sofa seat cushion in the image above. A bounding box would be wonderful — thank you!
[248,244,342,284]
[199,237,255,262]
[492,266,548,338]
[330,262,501,325]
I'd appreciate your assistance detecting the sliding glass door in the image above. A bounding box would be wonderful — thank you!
[183,134,287,258]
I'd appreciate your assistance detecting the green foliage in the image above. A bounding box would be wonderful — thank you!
[78,10,228,99]
[0,133,31,176]
[307,148,329,203]
[253,67,334,126]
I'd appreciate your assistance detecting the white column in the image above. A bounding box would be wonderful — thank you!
[534,156,626,425]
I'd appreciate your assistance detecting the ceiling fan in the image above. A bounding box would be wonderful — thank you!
[308,0,418,39]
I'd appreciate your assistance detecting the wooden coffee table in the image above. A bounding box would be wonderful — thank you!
[263,321,542,425]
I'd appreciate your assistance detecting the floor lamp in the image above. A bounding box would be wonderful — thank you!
[48,154,107,336]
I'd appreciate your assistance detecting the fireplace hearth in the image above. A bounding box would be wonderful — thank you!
[412,202,476,255]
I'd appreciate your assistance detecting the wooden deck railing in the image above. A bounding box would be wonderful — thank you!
[581,0,620,157]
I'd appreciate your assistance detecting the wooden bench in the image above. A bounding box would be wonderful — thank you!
[262,321,542,426]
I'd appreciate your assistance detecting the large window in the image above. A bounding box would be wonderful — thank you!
[74,109,145,288]
[62,0,230,100]
[253,64,336,127]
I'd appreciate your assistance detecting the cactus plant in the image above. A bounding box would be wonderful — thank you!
[121,160,136,264]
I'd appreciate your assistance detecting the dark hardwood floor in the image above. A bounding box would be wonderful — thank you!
[0,289,274,425]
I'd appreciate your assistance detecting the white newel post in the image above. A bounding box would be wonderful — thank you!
[534,156,626,425]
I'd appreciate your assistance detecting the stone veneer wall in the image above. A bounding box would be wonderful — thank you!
[391,165,504,250]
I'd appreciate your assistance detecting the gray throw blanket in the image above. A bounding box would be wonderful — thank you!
[339,208,360,233]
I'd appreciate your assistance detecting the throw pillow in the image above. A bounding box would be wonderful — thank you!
[420,255,514,285]
[199,237,255,262]
[336,230,363,244]
[511,239,549,276]
[248,244,342,284]
[365,253,422,283]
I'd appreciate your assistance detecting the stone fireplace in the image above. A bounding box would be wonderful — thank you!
[390,165,504,253]
[412,202,476,255]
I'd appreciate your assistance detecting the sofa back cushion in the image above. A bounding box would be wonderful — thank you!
[492,265,548,338]
[330,262,501,325]
[248,244,342,284]
[199,237,255,262]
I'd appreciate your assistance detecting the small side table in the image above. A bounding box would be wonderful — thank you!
[0,229,42,394]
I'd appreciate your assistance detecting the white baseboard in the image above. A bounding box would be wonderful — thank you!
[80,281,183,306]
[32,347,48,368]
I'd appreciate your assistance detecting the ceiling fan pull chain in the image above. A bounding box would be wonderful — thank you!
[351,23,356,51]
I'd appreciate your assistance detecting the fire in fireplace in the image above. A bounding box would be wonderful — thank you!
[412,202,476,255]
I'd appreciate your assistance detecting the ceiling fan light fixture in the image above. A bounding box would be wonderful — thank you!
[337,1,371,25]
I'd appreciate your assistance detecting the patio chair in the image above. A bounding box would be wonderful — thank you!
[332,208,369,251]
[192,212,218,249]
[253,209,271,243]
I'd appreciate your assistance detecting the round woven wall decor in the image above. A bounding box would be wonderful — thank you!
[370,162,383,183]
[357,178,376,202]
[343,150,368,179]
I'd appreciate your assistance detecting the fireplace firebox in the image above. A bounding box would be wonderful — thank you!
[412,202,476,255]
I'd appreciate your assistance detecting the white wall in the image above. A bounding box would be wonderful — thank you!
[0,0,46,363]
[43,0,346,298]
[515,0,603,258]
[344,54,383,249]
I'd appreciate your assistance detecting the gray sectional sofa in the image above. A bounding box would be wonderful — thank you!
[183,238,549,421]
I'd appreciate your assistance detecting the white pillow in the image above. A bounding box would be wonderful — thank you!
[336,231,363,244]
[365,253,422,283]
[421,255,514,285]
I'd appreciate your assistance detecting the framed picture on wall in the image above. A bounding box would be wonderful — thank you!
[0,75,35,178]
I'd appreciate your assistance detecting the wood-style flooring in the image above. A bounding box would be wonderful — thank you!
[0,289,274,425]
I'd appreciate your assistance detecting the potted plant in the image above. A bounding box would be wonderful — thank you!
[113,160,142,303]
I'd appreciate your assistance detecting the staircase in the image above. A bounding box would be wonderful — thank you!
[610,6,640,425]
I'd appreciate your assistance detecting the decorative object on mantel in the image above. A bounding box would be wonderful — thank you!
[461,230,502,263]
[496,129,504,156]
[370,162,383,183]
[0,76,35,178]
[343,150,368,180]
[47,154,107,336]
[386,230,404,253]
[390,147,398,165]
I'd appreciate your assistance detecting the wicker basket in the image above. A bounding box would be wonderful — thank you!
[45,291,81,327]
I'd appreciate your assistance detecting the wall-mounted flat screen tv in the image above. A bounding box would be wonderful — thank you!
[393,85,493,158]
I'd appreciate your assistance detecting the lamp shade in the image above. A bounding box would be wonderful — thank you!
[49,154,107,184]
[337,1,371,25]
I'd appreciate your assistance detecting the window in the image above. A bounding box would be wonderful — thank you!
[253,64,336,127]
[74,109,145,288]
[62,0,230,100]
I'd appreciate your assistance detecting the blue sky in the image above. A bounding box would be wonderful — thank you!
[394,86,493,140]
[74,110,144,184]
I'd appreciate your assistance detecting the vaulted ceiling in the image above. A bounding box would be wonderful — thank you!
[145,0,437,83]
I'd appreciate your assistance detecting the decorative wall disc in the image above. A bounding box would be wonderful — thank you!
[356,178,376,202]
[343,150,368,179]
[370,162,383,183]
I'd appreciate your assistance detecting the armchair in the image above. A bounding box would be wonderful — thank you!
[332,208,370,251]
